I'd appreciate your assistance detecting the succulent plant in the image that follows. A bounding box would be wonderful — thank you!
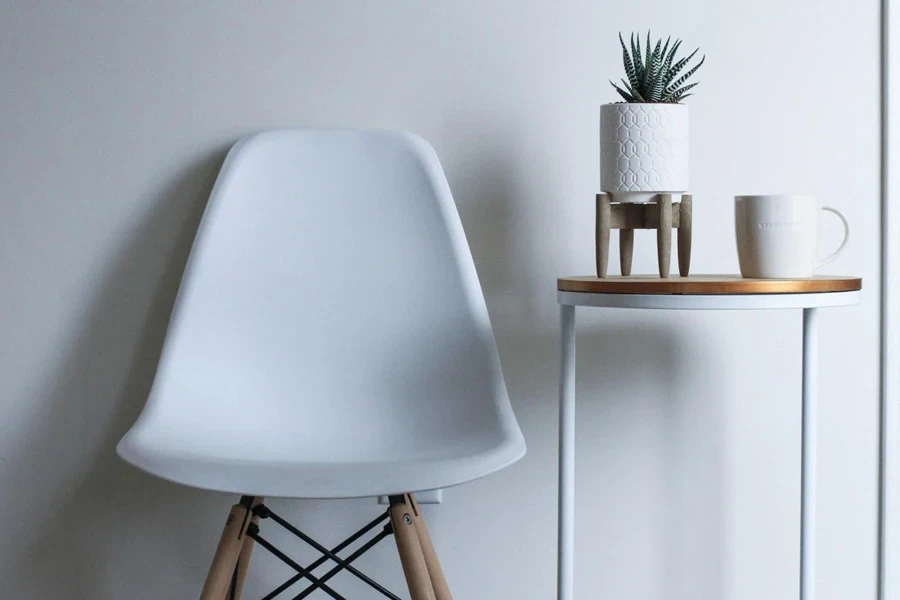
[610,32,705,103]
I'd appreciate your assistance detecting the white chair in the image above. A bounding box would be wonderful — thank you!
[117,129,526,600]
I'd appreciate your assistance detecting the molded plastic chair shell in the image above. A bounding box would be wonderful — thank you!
[117,129,526,498]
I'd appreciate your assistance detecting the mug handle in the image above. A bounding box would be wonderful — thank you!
[816,206,850,268]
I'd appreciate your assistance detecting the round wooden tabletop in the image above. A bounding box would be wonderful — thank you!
[558,275,862,295]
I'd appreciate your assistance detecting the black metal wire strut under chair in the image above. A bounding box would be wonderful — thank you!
[204,494,451,600]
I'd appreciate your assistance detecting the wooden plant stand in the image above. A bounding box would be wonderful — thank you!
[595,193,692,278]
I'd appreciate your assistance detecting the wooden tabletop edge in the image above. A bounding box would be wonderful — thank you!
[556,276,862,295]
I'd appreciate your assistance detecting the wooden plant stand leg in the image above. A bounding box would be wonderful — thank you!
[408,494,453,600]
[619,229,634,276]
[228,497,264,600]
[678,194,692,276]
[596,193,611,278]
[199,498,255,600]
[390,496,437,600]
[657,194,672,278]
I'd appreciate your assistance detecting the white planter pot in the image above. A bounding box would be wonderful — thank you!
[600,103,689,203]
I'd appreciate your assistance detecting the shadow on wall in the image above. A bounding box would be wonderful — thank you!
[577,326,727,600]
[492,325,728,600]
[2,148,234,598]
[434,117,547,332]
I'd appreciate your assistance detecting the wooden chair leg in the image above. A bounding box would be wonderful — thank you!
[678,194,692,276]
[619,229,634,276]
[228,497,264,600]
[408,494,453,600]
[199,500,253,600]
[390,496,437,600]
[596,193,611,277]
[657,194,672,278]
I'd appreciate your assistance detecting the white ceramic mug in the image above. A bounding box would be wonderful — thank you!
[735,195,850,278]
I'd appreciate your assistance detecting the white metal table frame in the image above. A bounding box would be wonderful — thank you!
[556,289,861,600]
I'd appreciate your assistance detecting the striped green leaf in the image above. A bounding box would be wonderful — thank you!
[619,32,641,91]
[610,80,635,102]
[665,55,705,95]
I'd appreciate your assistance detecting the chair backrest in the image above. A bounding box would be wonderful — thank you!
[121,129,521,465]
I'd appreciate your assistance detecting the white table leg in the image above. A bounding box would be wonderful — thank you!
[801,307,819,600]
[559,304,576,600]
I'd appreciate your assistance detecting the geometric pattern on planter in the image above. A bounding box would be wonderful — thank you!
[600,103,689,193]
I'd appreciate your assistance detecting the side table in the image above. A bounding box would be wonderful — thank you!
[555,275,862,600]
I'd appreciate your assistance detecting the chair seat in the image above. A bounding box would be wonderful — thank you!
[117,427,525,498]
[117,130,526,498]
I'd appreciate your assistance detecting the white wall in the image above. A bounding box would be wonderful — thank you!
[0,2,881,599]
